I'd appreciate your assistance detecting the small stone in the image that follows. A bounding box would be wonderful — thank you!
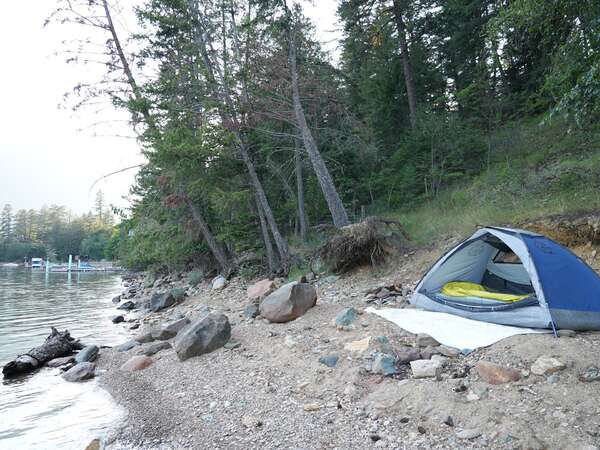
[112,315,125,324]
[443,416,454,427]
[319,355,339,368]
[372,353,398,376]
[547,374,560,384]
[111,295,121,304]
[120,355,154,372]
[241,415,262,428]
[244,303,260,319]
[303,403,321,412]
[134,332,156,344]
[47,355,75,368]
[143,341,171,356]
[579,366,600,382]
[224,340,241,350]
[475,361,521,384]
[456,428,481,440]
[334,307,358,327]
[117,301,136,310]
[531,356,566,376]
[284,335,297,348]
[410,359,442,379]
[557,329,576,337]
[416,333,439,348]
[344,336,371,355]
[211,275,227,290]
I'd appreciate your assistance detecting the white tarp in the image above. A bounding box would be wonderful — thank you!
[366,307,548,351]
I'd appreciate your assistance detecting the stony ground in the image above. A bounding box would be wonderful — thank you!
[98,244,600,450]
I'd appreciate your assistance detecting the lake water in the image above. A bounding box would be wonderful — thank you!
[0,266,131,449]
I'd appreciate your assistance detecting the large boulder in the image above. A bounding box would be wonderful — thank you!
[174,313,231,361]
[75,345,99,363]
[259,282,317,323]
[150,292,176,312]
[247,279,275,300]
[152,318,190,340]
[62,362,95,382]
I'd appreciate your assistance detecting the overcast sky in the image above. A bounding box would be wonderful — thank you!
[0,1,340,214]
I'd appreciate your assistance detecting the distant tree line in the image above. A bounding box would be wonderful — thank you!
[0,191,115,262]
[50,0,600,273]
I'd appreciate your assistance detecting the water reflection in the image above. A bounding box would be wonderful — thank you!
[0,267,130,449]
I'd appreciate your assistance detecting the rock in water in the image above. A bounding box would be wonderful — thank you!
[531,356,566,376]
[112,295,121,304]
[62,362,96,382]
[117,301,136,311]
[212,275,227,290]
[334,307,358,327]
[150,292,176,312]
[120,355,154,372]
[259,282,317,323]
[47,355,75,368]
[247,279,275,300]
[475,361,521,384]
[112,315,125,324]
[75,345,99,363]
[174,313,231,361]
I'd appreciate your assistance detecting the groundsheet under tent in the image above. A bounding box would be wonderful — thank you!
[366,307,549,351]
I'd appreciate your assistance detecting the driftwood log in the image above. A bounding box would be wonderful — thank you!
[2,327,82,378]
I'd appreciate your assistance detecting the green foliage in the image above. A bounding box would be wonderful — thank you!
[170,287,186,301]
[188,270,204,287]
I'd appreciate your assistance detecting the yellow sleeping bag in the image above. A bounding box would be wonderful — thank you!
[441,281,530,303]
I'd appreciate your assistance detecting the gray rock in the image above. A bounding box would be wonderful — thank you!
[557,329,576,337]
[111,315,125,324]
[438,345,460,358]
[75,345,99,363]
[259,282,317,323]
[62,362,95,382]
[334,307,358,327]
[244,303,260,319]
[112,295,121,304]
[117,301,136,310]
[211,275,227,290]
[134,332,156,344]
[47,355,75,368]
[416,333,439,348]
[531,356,566,376]
[116,340,141,352]
[152,317,190,340]
[372,353,398,376]
[150,292,176,312]
[224,340,241,350]
[143,341,171,356]
[319,355,339,368]
[456,428,481,440]
[410,359,442,379]
[396,347,421,364]
[174,313,231,361]
[420,345,442,360]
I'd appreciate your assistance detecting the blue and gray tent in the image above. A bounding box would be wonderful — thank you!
[410,226,600,330]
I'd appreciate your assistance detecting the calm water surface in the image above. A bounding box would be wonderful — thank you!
[0,266,131,449]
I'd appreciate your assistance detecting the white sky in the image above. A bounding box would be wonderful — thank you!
[0,1,340,214]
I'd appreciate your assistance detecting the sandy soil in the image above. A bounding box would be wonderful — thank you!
[97,245,600,450]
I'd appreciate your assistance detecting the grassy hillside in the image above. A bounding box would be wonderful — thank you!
[392,119,600,244]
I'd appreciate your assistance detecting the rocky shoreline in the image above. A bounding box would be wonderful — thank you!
[91,248,600,449]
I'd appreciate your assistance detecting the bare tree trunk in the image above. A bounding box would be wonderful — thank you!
[188,0,290,272]
[182,195,231,275]
[392,0,417,129]
[254,192,276,273]
[286,11,350,228]
[295,136,308,241]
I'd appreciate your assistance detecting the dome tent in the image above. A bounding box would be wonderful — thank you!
[410,226,600,330]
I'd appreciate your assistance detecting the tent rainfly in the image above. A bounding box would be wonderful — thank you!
[410,226,600,330]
